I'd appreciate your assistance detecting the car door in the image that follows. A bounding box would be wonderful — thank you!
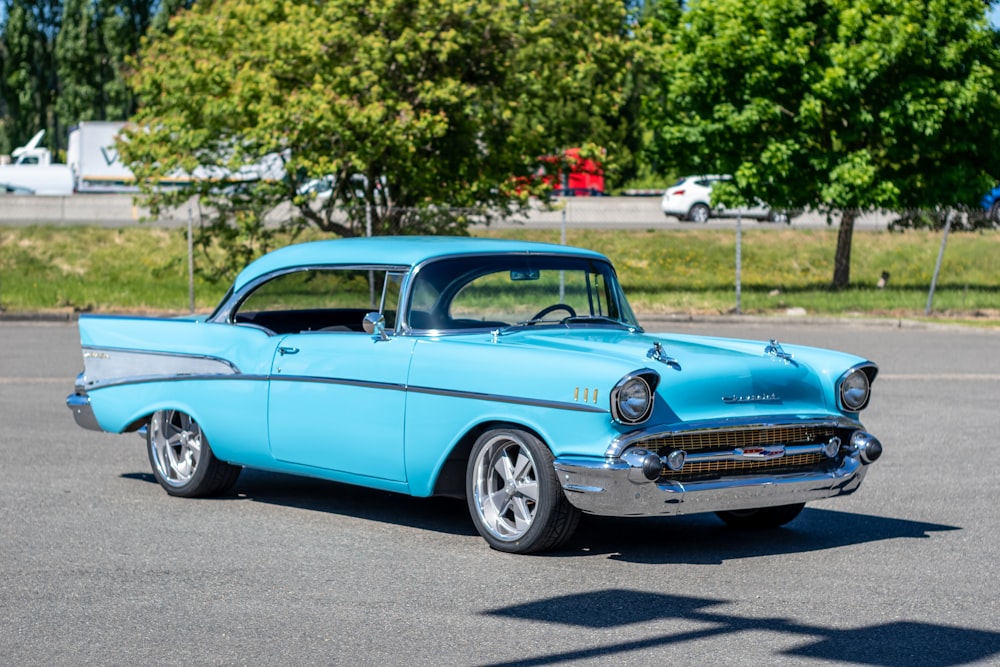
[267,331,416,481]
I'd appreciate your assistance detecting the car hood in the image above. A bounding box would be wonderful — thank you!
[478,327,866,423]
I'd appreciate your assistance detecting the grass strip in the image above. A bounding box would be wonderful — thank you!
[1,224,997,323]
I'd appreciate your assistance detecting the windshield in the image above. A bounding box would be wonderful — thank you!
[405,254,639,332]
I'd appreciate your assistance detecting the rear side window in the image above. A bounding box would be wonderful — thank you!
[232,268,398,334]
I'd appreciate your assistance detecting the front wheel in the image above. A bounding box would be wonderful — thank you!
[466,428,580,554]
[147,409,241,498]
[715,503,805,529]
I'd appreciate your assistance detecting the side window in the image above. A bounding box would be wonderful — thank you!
[233,268,388,334]
[379,272,404,329]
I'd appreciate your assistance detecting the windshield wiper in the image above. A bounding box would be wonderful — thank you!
[563,316,640,330]
[499,315,640,336]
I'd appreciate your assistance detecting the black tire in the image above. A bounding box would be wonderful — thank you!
[715,503,805,529]
[466,427,580,554]
[688,203,710,223]
[146,409,241,498]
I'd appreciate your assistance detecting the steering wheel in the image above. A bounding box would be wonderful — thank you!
[530,303,577,321]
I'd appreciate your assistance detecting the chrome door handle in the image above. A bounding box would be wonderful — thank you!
[278,346,299,356]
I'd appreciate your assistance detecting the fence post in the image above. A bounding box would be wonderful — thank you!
[925,210,953,315]
[187,205,195,314]
[735,214,742,315]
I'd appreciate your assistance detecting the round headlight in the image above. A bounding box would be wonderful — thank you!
[612,375,654,424]
[839,369,871,411]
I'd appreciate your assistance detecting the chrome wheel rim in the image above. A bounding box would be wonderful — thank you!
[149,410,202,488]
[471,434,540,541]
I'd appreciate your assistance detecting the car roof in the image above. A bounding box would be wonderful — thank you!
[232,236,609,292]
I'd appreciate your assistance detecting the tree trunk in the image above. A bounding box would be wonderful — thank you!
[832,210,857,290]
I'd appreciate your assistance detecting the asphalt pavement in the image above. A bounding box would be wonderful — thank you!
[1,319,998,666]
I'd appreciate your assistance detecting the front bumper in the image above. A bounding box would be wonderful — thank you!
[553,450,873,517]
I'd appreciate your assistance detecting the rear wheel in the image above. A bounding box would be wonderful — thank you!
[466,427,580,554]
[715,503,805,529]
[147,409,241,498]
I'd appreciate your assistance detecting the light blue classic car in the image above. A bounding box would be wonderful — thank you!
[67,237,883,553]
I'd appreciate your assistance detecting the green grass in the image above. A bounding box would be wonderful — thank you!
[2,224,998,324]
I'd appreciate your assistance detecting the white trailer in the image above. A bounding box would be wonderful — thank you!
[66,121,137,193]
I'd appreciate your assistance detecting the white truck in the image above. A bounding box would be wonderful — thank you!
[0,122,134,195]
[2,121,285,195]
[0,129,76,195]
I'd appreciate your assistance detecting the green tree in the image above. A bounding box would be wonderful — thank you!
[648,0,1000,288]
[1,0,59,153]
[55,0,101,125]
[56,0,151,130]
[119,0,638,279]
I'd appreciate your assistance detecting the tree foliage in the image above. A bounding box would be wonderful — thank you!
[1,0,59,154]
[118,0,638,275]
[1,0,171,155]
[647,0,1000,287]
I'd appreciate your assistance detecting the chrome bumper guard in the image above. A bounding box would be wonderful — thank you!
[554,450,872,517]
[66,372,102,431]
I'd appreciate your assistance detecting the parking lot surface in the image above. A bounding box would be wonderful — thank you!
[2,319,998,666]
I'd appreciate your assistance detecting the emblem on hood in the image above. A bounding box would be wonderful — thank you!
[722,393,781,404]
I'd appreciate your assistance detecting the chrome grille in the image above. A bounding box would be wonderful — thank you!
[639,425,839,482]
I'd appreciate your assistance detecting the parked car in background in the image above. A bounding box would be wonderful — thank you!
[981,185,1000,221]
[527,147,605,196]
[661,175,791,223]
[67,237,883,554]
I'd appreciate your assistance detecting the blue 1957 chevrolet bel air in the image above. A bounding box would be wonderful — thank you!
[67,236,882,553]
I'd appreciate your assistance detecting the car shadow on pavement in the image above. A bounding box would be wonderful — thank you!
[123,467,478,537]
[121,469,958,559]
[563,508,960,564]
[480,589,999,667]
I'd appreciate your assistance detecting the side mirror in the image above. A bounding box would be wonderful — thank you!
[363,312,389,341]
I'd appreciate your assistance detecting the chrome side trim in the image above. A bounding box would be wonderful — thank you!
[79,372,608,415]
[606,415,863,458]
[270,375,608,414]
[75,374,268,391]
[80,346,240,389]
[405,384,607,414]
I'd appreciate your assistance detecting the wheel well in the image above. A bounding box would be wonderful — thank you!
[431,421,547,498]
[124,415,151,433]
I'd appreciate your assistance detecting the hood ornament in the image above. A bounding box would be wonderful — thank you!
[765,339,795,364]
[647,342,681,370]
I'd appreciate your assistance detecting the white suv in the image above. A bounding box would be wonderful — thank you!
[660,175,785,223]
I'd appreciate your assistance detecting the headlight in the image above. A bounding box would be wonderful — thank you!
[838,366,874,411]
[611,372,658,424]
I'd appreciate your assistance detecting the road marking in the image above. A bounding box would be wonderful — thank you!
[0,377,69,384]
